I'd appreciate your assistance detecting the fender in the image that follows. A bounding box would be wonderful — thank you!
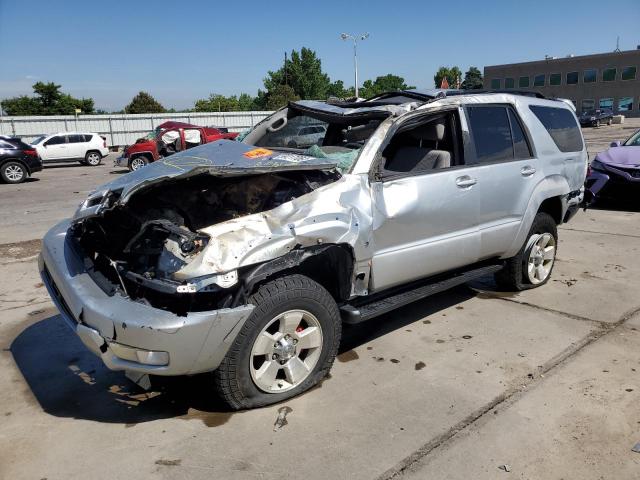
[502,174,570,258]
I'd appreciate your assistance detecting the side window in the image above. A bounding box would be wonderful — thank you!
[83,134,94,142]
[68,134,85,143]
[508,109,532,159]
[529,105,584,152]
[45,135,66,146]
[466,106,513,164]
[382,111,458,174]
[255,115,328,149]
[0,140,14,149]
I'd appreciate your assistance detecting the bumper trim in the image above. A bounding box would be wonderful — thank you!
[39,220,255,376]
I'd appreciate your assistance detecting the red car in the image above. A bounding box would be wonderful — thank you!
[115,121,238,171]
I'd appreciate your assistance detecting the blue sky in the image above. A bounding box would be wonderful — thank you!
[1,0,638,111]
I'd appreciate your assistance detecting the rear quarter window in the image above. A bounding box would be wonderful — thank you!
[529,105,584,152]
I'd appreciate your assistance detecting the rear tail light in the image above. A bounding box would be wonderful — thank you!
[101,136,107,148]
[23,149,37,157]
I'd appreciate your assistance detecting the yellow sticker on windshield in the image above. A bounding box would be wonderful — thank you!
[243,148,273,159]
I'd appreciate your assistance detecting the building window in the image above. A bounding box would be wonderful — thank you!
[602,67,616,82]
[621,66,637,81]
[490,78,501,89]
[533,74,545,87]
[566,72,579,85]
[505,78,515,89]
[618,97,634,112]
[599,98,613,110]
[581,99,595,113]
[519,76,530,88]
[583,69,597,83]
[549,73,561,86]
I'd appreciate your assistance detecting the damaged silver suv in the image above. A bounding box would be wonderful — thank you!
[40,90,587,409]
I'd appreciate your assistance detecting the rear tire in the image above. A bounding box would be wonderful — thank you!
[1,161,27,184]
[495,212,558,291]
[85,151,102,166]
[214,274,341,410]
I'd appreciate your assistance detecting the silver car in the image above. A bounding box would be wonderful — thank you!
[39,90,587,409]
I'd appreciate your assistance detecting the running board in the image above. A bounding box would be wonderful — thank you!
[340,263,503,324]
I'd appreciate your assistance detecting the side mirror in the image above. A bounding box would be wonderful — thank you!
[610,141,621,148]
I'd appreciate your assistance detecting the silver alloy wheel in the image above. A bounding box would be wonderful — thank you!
[4,164,24,182]
[86,152,101,165]
[526,233,556,284]
[250,309,323,393]
[130,157,146,171]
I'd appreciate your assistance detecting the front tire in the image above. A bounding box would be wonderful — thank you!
[495,212,558,291]
[129,156,149,171]
[85,150,102,166]
[1,161,27,184]
[214,274,341,410]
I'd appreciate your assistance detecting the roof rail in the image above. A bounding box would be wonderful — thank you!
[445,89,546,99]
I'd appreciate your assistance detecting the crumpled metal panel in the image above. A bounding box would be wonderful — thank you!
[172,174,374,279]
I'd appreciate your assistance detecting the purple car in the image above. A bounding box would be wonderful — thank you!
[586,129,640,203]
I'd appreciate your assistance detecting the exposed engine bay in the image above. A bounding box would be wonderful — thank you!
[72,169,341,314]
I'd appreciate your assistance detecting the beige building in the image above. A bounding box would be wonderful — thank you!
[483,49,640,116]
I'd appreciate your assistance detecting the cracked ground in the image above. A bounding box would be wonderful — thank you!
[1,121,640,480]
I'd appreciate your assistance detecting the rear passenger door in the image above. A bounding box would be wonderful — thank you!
[462,105,542,259]
[67,134,88,159]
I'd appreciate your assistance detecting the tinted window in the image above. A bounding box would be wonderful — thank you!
[583,69,597,83]
[566,72,579,85]
[508,109,532,159]
[533,74,545,87]
[83,134,94,142]
[519,76,530,88]
[45,135,66,146]
[0,140,14,149]
[622,66,636,80]
[529,105,583,152]
[618,97,634,112]
[490,78,501,89]
[467,106,514,164]
[602,68,616,82]
[549,73,561,86]
[255,115,327,149]
[68,134,86,143]
[504,78,514,89]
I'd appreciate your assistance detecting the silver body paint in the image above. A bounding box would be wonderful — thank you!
[40,92,586,376]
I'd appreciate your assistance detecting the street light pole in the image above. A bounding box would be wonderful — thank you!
[340,32,369,98]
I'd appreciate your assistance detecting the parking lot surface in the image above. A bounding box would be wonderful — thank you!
[1,123,640,479]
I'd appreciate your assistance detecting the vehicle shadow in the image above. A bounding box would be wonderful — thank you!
[589,197,640,213]
[43,164,86,169]
[10,314,229,425]
[110,169,129,175]
[11,284,479,425]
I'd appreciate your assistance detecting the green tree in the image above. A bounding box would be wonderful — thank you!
[125,91,165,114]
[263,47,331,100]
[434,66,462,89]
[1,81,95,115]
[358,74,415,99]
[461,67,483,90]
[327,80,354,99]
[265,84,300,110]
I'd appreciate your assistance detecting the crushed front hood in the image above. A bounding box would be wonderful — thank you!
[74,140,338,221]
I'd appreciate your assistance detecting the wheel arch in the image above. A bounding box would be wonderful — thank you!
[1,157,31,175]
[236,244,355,306]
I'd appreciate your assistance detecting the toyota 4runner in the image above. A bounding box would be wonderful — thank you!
[39,90,587,409]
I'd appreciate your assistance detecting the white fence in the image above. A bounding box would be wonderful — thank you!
[0,111,274,147]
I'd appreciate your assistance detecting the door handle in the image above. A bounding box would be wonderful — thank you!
[521,166,536,176]
[455,175,477,188]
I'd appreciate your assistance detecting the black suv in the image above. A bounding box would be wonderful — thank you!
[0,136,43,184]
[578,109,613,127]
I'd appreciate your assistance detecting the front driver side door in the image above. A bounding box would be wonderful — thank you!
[42,135,68,161]
[369,109,481,292]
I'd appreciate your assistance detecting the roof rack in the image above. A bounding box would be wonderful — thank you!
[444,89,546,99]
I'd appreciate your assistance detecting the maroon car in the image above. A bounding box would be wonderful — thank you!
[115,121,238,171]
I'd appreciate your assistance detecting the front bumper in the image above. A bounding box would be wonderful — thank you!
[114,155,127,167]
[39,220,254,376]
